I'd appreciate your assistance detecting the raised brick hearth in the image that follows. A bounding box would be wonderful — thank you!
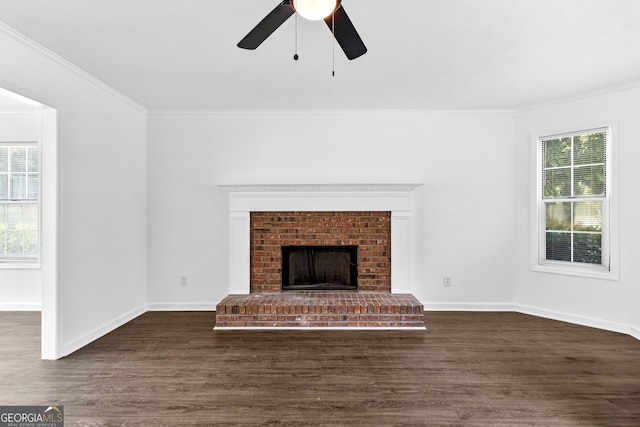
[215,291,425,329]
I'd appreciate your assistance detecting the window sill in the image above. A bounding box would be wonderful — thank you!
[532,261,618,281]
[0,261,41,270]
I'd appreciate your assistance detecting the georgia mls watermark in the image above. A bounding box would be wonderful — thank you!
[0,406,63,427]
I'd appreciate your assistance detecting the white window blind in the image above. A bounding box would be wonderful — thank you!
[539,128,608,268]
[0,144,39,262]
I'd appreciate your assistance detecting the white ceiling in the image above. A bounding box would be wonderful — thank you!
[1,0,639,110]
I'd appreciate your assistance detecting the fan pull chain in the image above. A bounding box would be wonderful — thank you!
[331,12,335,76]
[293,14,299,60]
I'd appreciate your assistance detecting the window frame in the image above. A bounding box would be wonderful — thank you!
[0,140,41,268]
[531,123,619,280]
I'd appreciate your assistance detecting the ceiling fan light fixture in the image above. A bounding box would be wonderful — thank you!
[293,0,338,21]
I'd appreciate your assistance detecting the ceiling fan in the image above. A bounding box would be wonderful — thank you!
[237,0,367,60]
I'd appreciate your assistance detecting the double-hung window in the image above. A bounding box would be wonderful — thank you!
[536,127,613,277]
[0,143,39,264]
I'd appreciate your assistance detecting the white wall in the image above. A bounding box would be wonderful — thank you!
[4,18,637,358]
[0,111,42,310]
[147,111,516,310]
[514,84,640,335]
[0,25,148,357]
[0,270,41,309]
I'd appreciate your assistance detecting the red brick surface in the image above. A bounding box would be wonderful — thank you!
[215,291,425,329]
[250,212,391,293]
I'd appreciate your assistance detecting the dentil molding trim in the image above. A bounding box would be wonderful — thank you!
[219,183,423,193]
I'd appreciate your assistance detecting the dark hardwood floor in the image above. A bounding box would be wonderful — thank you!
[1,311,639,426]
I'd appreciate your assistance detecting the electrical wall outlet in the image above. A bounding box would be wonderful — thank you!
[443,276,452,287]
[179,275,188,287]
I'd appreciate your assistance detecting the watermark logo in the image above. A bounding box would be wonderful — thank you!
[0,406,64,427]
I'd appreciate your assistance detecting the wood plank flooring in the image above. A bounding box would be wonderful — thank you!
[1,311,639,426]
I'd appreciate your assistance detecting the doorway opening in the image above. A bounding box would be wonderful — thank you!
[0,86,58,359]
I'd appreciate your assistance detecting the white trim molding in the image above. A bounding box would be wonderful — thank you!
[62,304,147,357]
[219,184,423,193]
[515,304,633,336]
[0,302,42,311]
[147,302,217,311]
[0,21,147,115]
[529,122,620,281]
[219,184,423,295]
[423,302,639,342]
[423,302,514,312]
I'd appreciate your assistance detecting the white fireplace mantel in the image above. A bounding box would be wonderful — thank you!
[219,184,423,295]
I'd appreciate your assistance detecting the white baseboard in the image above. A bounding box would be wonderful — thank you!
[422,301,639,342]
[423,302,514,312]
[0,303,42,311]
[514,304,632,335]
[62,304,147,357]
[147,302,216,311]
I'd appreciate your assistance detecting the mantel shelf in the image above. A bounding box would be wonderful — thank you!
[219,184,423,193]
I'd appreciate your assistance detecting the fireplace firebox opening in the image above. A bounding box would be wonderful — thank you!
[282,245,358,291]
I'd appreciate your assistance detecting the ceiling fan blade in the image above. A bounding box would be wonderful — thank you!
[238,1,295,50]
[324,5,367,60]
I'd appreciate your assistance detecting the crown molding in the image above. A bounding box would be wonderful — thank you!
[0,21,147,115]
[516,80,640,112]
[148,108,516,116]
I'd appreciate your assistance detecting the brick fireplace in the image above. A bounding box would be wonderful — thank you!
[250,211,391,293]
[215,184,425,329]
